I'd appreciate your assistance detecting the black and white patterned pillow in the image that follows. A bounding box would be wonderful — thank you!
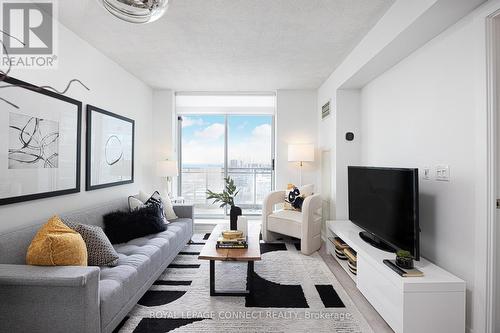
[146,191,170,224]
[285,185,305,211]
[64,220,119,267]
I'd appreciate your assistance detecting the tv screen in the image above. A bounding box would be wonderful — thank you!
[348,166,420,260]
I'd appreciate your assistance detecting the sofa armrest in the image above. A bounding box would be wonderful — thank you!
[173,204,194,219]
[0,264,100,333]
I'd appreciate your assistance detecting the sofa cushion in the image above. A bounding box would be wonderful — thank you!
[268,210,302,239]
[99,242,162,327]
[26,216,88,266]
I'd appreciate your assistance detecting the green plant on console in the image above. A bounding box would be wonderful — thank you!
[206,177,240,208]
[396,250,413,259]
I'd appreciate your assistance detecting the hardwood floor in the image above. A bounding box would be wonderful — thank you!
[319,244,394,333]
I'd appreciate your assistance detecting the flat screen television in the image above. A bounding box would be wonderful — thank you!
[348,166,420,260]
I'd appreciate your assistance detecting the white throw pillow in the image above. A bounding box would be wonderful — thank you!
[161,194,178,221]
[136,191,150,203]
[128,196,145,211]
[300,184,314,197]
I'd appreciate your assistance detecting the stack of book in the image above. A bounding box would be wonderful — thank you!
[344,247,357,275]
[216,235,248,249]
[383,260,424,277]
[329,237,349,260]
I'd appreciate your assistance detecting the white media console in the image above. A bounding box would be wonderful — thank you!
[327,220,465,333]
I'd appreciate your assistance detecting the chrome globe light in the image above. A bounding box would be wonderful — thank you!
[101,0,169,24]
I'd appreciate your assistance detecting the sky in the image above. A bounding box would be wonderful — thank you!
[181,115,272,166]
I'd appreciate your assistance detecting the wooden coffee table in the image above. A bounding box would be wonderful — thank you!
[198,222,261,296]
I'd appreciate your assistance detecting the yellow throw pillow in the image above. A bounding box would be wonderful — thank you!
[26,216,88,266]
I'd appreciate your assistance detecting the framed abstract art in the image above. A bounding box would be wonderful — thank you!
[0,76,82,205]
[86,105,134,191]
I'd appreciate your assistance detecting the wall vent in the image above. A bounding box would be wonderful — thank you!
[322,101,331,119]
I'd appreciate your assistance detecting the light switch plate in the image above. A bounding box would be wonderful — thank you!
[435,165,450,181]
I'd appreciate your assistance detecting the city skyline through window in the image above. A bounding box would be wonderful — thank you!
[180,114,274,217]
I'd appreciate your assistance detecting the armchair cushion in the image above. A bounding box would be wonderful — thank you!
[269,210,302,223]
[268,210,302,239]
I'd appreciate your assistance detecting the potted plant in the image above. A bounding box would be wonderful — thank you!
[206,177,241,230]
[396,250,414,269]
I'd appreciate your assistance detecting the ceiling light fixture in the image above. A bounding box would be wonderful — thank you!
[101,0,169,24]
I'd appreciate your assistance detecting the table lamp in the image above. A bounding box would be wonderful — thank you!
[156,160,179,198]
[288,144,314,186]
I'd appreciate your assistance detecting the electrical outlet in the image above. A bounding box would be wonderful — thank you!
[435,165,450,181]
[423,167,430,180]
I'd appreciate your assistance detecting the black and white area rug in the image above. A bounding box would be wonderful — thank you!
[115,234,372,333]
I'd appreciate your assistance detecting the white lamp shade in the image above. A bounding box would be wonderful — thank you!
[156,160,179,177]
[288,144,315,162]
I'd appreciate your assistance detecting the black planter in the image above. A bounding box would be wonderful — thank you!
[230,205,242,230]
[396,256,414,269]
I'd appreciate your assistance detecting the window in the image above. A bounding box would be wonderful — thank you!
[176,93,275,218]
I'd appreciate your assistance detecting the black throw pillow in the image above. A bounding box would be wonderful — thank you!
[103,204,167,244]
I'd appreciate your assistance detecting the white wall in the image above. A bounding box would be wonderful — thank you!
[276,90,318,190]
[317,1,500,331]
[496,16,500,333]
[0,20,154,232]
[360,16,477,326]
[334,90,361,220]
[152,90,176,193]
[152,90,175,161]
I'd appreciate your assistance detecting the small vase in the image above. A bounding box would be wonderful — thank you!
[230,205,242,230]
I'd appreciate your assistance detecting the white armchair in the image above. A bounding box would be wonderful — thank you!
[261,185,322,255]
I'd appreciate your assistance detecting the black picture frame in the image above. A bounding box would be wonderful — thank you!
[86,104,135,191]
[0,76,82,206]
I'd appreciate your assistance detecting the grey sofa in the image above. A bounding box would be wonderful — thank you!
[0,198,194,333]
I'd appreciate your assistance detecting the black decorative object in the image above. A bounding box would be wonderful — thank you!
[86,105,135,191]
[345,132,354,141]
[230,205,242,230]
[395,250,414,269]
[0,76,82,206]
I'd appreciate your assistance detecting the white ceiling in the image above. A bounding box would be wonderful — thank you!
[58,0,394,91]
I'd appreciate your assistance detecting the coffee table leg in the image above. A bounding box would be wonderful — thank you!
[247,261,254,295]
[209,260,253,297]
[210,260,215,296]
